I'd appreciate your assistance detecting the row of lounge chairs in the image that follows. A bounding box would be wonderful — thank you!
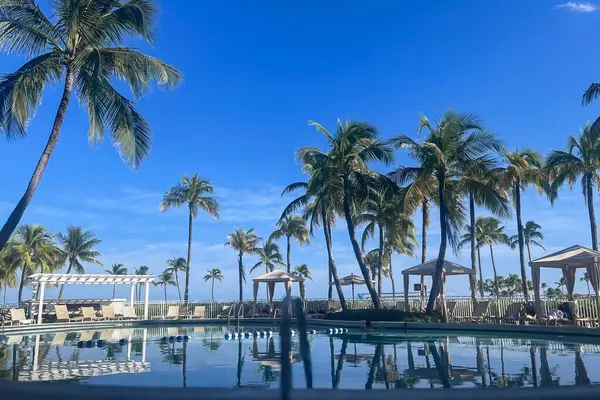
[6,305,143,325]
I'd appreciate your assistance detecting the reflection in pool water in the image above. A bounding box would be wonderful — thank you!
[0,325,599,389]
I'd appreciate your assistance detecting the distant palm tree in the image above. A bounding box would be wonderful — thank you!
[203,268,224,303]
[293,264,312,301]
[134,266,150,301]
[546,124,600,250]
[458,219,485,297]
[509,221,545,263]
[155,269,176,303]
[161,174,220,302]
[391,111,502,313]
[166,257,187,301]
[0,0,182,252]
[225,228,261,302]
[56,226,102,299]
[270,215,309,273]
[555,277,567,294]
[251,239,284,302]
[0,259,17,304]
[504,274,522,298]
[496,150,548,299]
[105,263,128,299]
[581,272,592,296]
[5,224,62,303]
[478,217,510,297]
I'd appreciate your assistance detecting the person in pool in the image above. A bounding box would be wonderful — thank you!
[360,320,373,331]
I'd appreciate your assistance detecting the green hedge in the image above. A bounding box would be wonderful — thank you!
[324,309,443,323]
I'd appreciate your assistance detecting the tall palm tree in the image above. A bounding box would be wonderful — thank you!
[359,182,416,296]
[496,150,548,298]
[546,123,600,250]
[391,111,502,313]
[251,239,284,301]
[509,220,545,263]
[105,263,127,299]
[5,224,62,304]
[203,268,223,303]
[270,215,309,273]
[160,174,220,302]
[385,231,416,300]
[302,120,395,309]
[0,0,182,252]
[478,217,510,296]
[225,228,260,302]
[281,155,348,311]
[555,277,567,294]
[293,264,312,302]
[154,269,176,303]
[458,218,486,297]
[166,257,187,301]
[56,226,102,299]
[134,265,149,301]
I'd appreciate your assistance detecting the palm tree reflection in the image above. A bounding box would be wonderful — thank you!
[365,344,382,389]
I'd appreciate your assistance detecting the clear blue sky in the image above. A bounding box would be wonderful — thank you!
[1,0,600,302]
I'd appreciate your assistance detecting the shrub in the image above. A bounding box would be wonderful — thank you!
[324,309,443,323]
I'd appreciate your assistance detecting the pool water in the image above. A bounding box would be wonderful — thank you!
[1,324,599,389]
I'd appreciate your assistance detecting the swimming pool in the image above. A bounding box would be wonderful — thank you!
[1,324,599,389]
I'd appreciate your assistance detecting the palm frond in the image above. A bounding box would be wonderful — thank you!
[583,83,600,106]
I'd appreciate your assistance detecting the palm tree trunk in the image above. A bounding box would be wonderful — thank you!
[17,266,27,305]
[164,286,167,303]
[342,195,381,309]
[515,180,530,299]
[286,236,291,274]
[238,252,244,302]
[421,200,427,300]
[174,272,181,301]
[58,260,73,300]
[378,224,384,297]
[586,173,599,250]
[489,244,499,301]
[389,256,396,300]
[427,172,447,315]
[477,246,484,297]
[328,262,333,302]
[586,280,591,296]
[184,209,193,303]
[468,192,477,303]
[112,284,116,299]
[365,344,382,389]
[212,278,215,303]
[0,69,75,252]
[3,286,6,304]
[322,206,347,311]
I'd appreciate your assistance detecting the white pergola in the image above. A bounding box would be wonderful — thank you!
[252,270,304,314]
[26,273,155,324]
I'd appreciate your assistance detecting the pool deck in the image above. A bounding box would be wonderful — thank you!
[3,316,600,340]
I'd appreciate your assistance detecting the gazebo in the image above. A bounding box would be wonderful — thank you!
[530,245,600,324]
[252,270,304,314]
[26,273,155,324]
[402,259,476,311]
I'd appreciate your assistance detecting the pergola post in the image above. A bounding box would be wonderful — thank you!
[36,284,45,325]
[130,285,135,306]
[144,282,150,320]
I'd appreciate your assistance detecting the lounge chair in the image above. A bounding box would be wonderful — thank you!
[396,301,409,312]
[51,332,67,346]
[122,306,142,320]
[9,309,32,326]
[152,306,179,320]
[445,301,457,322]
[78,331,95,341]
[101,305,120,320]
[501,302,524,324]
[217,305,233,319]
[456,301,489,323]
[81,306,105,321]
[188,306,205,319]
[55,305,83,323]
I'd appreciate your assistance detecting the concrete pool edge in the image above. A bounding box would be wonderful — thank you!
[3,317,600,339]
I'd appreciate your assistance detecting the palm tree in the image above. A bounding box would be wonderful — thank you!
[509,220,545,263]
[225,228,261,302]
[251,239,284,302]
[555,277,567,294]
[581,272,592,296]
[303,120,395,309]
[0,259,17,304]
[105,263,127,299]
[203,268,223,303]
[160,174,220,302]
[391,111,502,313]
[166,257,187,301]
[546,123,600,250]
[478,217,510,297]
[0,0,182,252]
[56,226,102,299]
[496,150,548,299]
[154,269,176,303]
[458,218,486,297]
[385,232,416,300]
[281,154,348,311]
[4,224,62,304]
[270,215,309,273]
[504,274,522,298]
[293,264,312,302]
[134,265,149,301]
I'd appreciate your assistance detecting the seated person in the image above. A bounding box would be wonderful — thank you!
[521,302,536,321]
[558,302,573,320]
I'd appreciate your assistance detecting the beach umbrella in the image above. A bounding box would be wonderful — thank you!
[331,273,374,304]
